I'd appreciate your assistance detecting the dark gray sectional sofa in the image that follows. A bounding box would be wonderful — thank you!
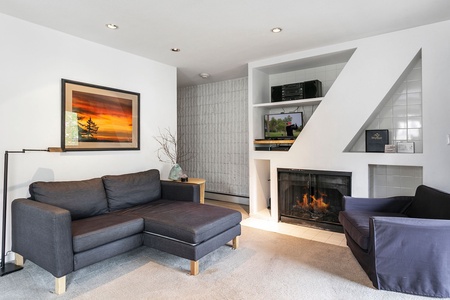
[11,169,241,294]
[339,185,450,298]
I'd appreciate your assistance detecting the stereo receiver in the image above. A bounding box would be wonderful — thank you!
[271,80,322,102]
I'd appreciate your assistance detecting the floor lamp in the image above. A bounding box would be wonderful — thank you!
[1,148,62,276]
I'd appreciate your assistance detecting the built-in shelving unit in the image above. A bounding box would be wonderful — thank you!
[248,49,355,220]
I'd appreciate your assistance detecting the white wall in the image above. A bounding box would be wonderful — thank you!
[0,14,177,258]
[249,20,450,220]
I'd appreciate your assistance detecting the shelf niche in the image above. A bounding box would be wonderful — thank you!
[250,48,356,147]
[345,50,423,153]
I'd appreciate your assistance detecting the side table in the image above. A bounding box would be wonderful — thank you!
[184,178,206,204]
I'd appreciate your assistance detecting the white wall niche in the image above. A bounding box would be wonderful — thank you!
[369,164,423,197]
[347,50,423,153]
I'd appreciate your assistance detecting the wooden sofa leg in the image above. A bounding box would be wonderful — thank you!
[55,276,66,295]
[15,253,24,267]
[232,236,239,249]
[15,253,66,294]
[190,260,199,275]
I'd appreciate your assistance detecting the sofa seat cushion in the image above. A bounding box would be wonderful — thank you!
[72,213,144,253]
[102,169,161,211]
[339,211,406,251]
[123,200,242,244]
[29,178,108,220]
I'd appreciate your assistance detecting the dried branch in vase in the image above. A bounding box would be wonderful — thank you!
[153,128,193,165]
[154,128,177,164]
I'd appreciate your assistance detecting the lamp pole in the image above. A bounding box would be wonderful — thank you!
[1,149,58,276]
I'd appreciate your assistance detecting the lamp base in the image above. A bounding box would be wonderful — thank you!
[0,262,23,276]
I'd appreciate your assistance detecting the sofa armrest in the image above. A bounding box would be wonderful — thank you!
[161,181,200,203]
[342,195,413,213]
[369,216,450,296]
[11,198,74,278]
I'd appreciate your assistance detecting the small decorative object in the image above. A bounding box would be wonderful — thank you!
[154,128,191,181]
[168,163,183,181]
[397,142,415,153]
[62,79,140,151]
[180,174,189,182]
[384,144,396,153]
[366,129,389,152]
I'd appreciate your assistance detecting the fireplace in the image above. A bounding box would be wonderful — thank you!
[278,168,351,232]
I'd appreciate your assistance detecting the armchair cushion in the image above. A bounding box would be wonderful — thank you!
[342,195,413,213]
[29,178,108,220]
[339,210,406,250]
[102,169,161,211]
[405,185,450,219]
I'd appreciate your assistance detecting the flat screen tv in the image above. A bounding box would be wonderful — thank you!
[264,112,303,139]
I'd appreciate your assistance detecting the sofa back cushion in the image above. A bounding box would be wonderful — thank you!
[405,185,450,219]
[102,169,161,211]
[29,178,109,220]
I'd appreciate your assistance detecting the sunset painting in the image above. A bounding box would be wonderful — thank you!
[62,79,140,151]
[72,91,133,143]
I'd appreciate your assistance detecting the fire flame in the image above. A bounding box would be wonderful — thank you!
[296,192,329,213]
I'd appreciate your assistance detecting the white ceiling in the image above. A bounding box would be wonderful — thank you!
[1,0,450,88]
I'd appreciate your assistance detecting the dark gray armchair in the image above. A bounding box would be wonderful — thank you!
[339,185,450,298]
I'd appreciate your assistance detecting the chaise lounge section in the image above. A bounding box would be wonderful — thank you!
[11,169,241,294]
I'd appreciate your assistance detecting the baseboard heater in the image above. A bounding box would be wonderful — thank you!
[205,191,249,205]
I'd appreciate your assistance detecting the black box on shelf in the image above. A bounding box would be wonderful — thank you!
[270,80,322,102]
[365,129,389,152]
[270,146,291,151]
[255,146,272,151]
[282,82,304,101]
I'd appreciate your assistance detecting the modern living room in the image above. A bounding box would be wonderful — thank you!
[1,1,450,299]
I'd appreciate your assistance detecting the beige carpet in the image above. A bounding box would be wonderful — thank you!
[0,225,432,300]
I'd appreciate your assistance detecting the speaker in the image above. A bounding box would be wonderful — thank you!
[303,80,322,98]
[271,86,283,102]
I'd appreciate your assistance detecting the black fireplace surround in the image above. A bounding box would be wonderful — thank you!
[278,168,351,231]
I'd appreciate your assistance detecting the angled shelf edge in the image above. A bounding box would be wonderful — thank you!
[253,97,323,108]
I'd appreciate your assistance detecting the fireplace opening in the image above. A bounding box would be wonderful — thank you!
[278,168,351,232]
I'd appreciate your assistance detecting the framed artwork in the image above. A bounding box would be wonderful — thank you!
[61,79,140,151]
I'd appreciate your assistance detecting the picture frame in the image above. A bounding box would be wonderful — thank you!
[397,142,415,153]
[365,129,389,152]
[61,79,140,151]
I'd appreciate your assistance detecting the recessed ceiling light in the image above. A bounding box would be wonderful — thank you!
[199,73,210,79]
[271,27,282,33]
[106,23,119,30]
[171,48,181,52]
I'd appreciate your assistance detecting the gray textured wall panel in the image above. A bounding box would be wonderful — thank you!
[177,77,249,197]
